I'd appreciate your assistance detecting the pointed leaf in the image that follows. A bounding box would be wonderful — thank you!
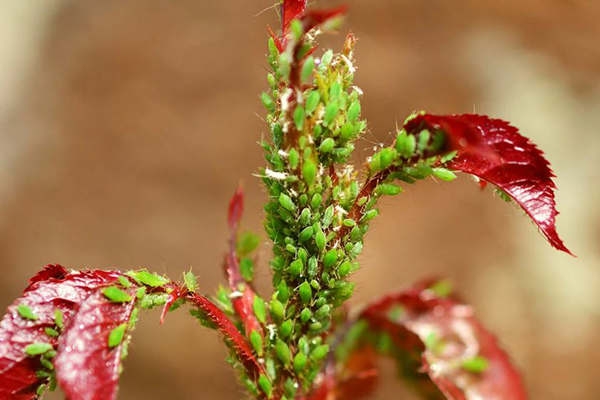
[404,113,572,255]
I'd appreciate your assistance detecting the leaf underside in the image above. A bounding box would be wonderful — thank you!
[311,280,528,400]
[405,113,572,255]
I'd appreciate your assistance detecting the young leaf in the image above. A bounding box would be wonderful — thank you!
[0,265,134,400]
[404,113,572,255]
[353,279,529,400]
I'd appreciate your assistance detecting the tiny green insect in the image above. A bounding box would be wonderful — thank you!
[18,304,37,321]
[108,323,127,348]
[25,342,53,356]
[102,286,132,303]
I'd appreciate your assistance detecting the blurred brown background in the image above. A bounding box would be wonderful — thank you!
[1,0,599,399]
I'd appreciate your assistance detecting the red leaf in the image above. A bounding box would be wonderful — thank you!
[186,292,264,376]
[282,0,307,34]
[359,280,528,400]
[54,289,137,400]
[301,7,348,34]
[404,113,572,255]
[0,265,125,400]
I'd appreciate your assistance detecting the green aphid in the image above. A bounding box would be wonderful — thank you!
[270,299,284,323]
[313,124,323,138]
[323,102,339,126]
[432,168,457,182]
[314,304,331,320]
[314,227,326,251]
[299,207,312,226]
[128,307,139,330]
[462,355,489,373]
[276,339,292,366]
[307,257,318,277]
[377,183,403,196]
[36,384,47,396]
[340,122,355,141]
[338,260,352,277]
[268,37,279,58]
[298,226,314,243]
[18,304,37,321]
[342,218,356,227]
[320,50,333,69]
[429,279,453,298]
[396,130,416,158]
[133,271,169,287]
[305,91,320,115]
[237,232,261,256]
[310,344,329,360]
[293,352,307,373]
[329,82,342,102]
[253,296,268,324]
[249,330,263,356]
[108,323,127,348]
[319,137,335,153]
[300,307,312,323]
[290,19,303,41]
[261,92,276,112]
[54,309,64,330]
[301,56,315,83]
[103,286,132,303]
[25,342,53,356]
[417,129,431,151]
[311,193,322,209]
[117,276,132,289]
[440,150,458,163]
[299,193,308,206]
[285,243,297,254]
[136,286,147,300]
[302,158,317,186]
[335,282,355,300]
[430,131,446,150]
[289,259,303,278]
[495,188,513,203]
[44,327,59,338]
[267,73,276,88]
[379,148,397,169]
[361,210,379,222]
[322,205,334,227]
[279,193,296,212]
[279,320,293,338]
[258,374,273,399]
[272,124,284,148]
[323,249,338,269]
[240,258,254,282]
[288,148,299,170]
[283,378,297,399]
[184,271,198,292]
[277,282,290,303]
[293,106,305,131]
[299,281,312,304]
[369,152,381,172]
[347,101,361,123]
[309,321,323,332]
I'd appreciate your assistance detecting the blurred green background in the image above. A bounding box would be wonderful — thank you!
[0,1,599,399]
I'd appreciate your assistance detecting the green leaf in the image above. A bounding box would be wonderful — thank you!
[108,323,127,348]
[17,304,37,321]
[102,286,132,303]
